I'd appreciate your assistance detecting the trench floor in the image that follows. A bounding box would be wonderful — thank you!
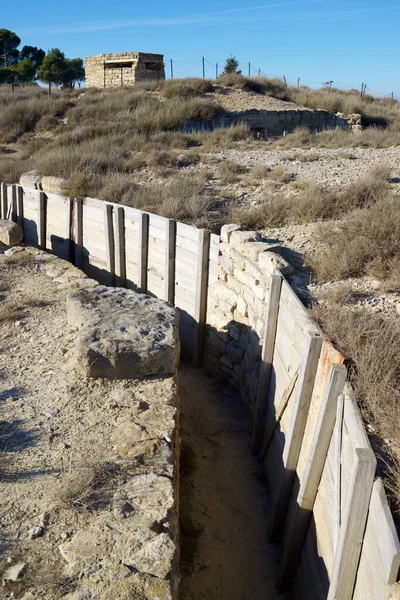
[179,365,291,600]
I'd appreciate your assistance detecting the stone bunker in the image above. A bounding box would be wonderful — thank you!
[85,52,165,88]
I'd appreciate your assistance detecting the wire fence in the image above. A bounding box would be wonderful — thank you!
[0,56,397,101]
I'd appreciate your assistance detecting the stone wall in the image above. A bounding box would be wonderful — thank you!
[85,52,165,88]
[205,225,294,411]
[182,108,352,136]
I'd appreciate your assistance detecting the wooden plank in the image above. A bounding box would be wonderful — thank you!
[1,182,8,219]
[165,220,175,304]
[138,213,149,293]
[192,229,210,367]
[275,315,304,372]
[11,185,17,222]
[280,279,320,336]
[74,199,83,269]
[114,206,126,287]
[175,233,200,254]
[17,186,24,229]
[175,245,198,267]
[327,395,376,600]
[176,220,200,242]
[277,362,347,592]
[251,274,283,454]
[147,212,167,230]
[267,331,323,542]
[104,204,115,286]
[333,393,345,547]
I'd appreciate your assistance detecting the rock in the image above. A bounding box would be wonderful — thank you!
[67,286,180,379]
[29,525,44,539]
[20,170,42,190]
[0,220,23,246]
[258,251,293,276]
[220,223,241,243]
[3,562,26,581]
[124,530,175,579]
[41,176,67,195]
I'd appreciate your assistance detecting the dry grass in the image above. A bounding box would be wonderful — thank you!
[217,160,247,183]
[268,126,400,149]
[162,77,214,98]
[310,299,400,513]
[59,460,120,510]
[308,195,400,282]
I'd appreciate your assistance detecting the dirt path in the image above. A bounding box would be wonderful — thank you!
[179,365,290,600]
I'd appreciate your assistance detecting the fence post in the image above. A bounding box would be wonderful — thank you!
[193,228,210,367]
[17,185,24,230]
[38,191,46,250]
[251,273,282,455]
[138,212,149,293]
[74,199,83,269]
[11,185,17,222]
[267,331,323,541]
[104,204,115,286]
[0,183,7,219]
[114,206,126,288]
[327,397,376,600]
[165,219,176,304]
[277,363,347,592]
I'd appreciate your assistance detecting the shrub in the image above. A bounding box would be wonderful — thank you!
[308,196,400,281]
[217,160,247,183]
[162,78,214,98]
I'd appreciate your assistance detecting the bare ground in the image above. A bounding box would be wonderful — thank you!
[179,366,290,600]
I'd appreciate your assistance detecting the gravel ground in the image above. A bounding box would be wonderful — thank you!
[205,86,310,112]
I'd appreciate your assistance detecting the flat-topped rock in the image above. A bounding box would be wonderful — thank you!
[67,286,180,379]
[0,219,23,246]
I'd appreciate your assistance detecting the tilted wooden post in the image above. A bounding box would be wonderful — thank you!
[138,213,149,293]
[193,228,210,367]
[277,363,347,592]
[251,274,282,455]
[74,199,83,269]
[267,331,323,541]
[114,206,126,288]
[1,182,7,220]
[104,204,115,286]
[165,219,176,304]
[38,192,46,250]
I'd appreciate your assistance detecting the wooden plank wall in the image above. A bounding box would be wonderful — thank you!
[5,182,400,599]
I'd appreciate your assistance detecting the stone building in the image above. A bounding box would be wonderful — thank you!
[84,52,165,88]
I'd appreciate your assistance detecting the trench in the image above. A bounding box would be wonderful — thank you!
[179,365,291,600]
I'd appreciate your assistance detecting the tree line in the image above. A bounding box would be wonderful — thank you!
[0,29,85,88]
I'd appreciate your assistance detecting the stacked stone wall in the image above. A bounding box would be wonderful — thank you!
[85,52,165,88]
[205,225,294,410]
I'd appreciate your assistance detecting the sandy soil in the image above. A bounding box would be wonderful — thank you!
[179,366,290,600]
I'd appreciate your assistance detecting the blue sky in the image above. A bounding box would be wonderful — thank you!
[3,0,400,96]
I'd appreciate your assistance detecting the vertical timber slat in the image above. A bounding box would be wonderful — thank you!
[327,398,376,600]
[252,273,283,455]
[138,213,149,293]
[11,185,17,222]
[17,186,24,230]
[38,192,46,250]
[268,331,323,541]
[74,199,83,269]
[104,204,115,286]
[0,182,7,219]
[277,363,347,592]
[165,219,176,304]
[114,206,126,288]
[193,228,210,367]
[333,393,345,548]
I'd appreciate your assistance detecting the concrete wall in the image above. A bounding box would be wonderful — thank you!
[85,52,165,88]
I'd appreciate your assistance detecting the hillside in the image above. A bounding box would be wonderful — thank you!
[0,77,400,513]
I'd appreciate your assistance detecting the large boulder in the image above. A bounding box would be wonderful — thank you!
[20,170,42,190]
[0,220,23,246]
[67,286,180,379]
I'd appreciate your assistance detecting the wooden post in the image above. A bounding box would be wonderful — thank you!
[283,75,287,87]
[297,77,300,89]
[170,59,173,80]
[17,185,24,230]
[114,206,126,288]
[202,56,205,79]
[248,62,251,76]
[164,219,176,304]
[267,331,323,541]
[333,392,345,547]
[104,204,115,286]
[193,228,210,367]
[277,363,347,592]
[1,182,7,220]
[38,191,46,250]
[138,212,149,293]
[327,397,376,600]
[251,274,282,455]
[74,199,83,269]
[11,184,17,222]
